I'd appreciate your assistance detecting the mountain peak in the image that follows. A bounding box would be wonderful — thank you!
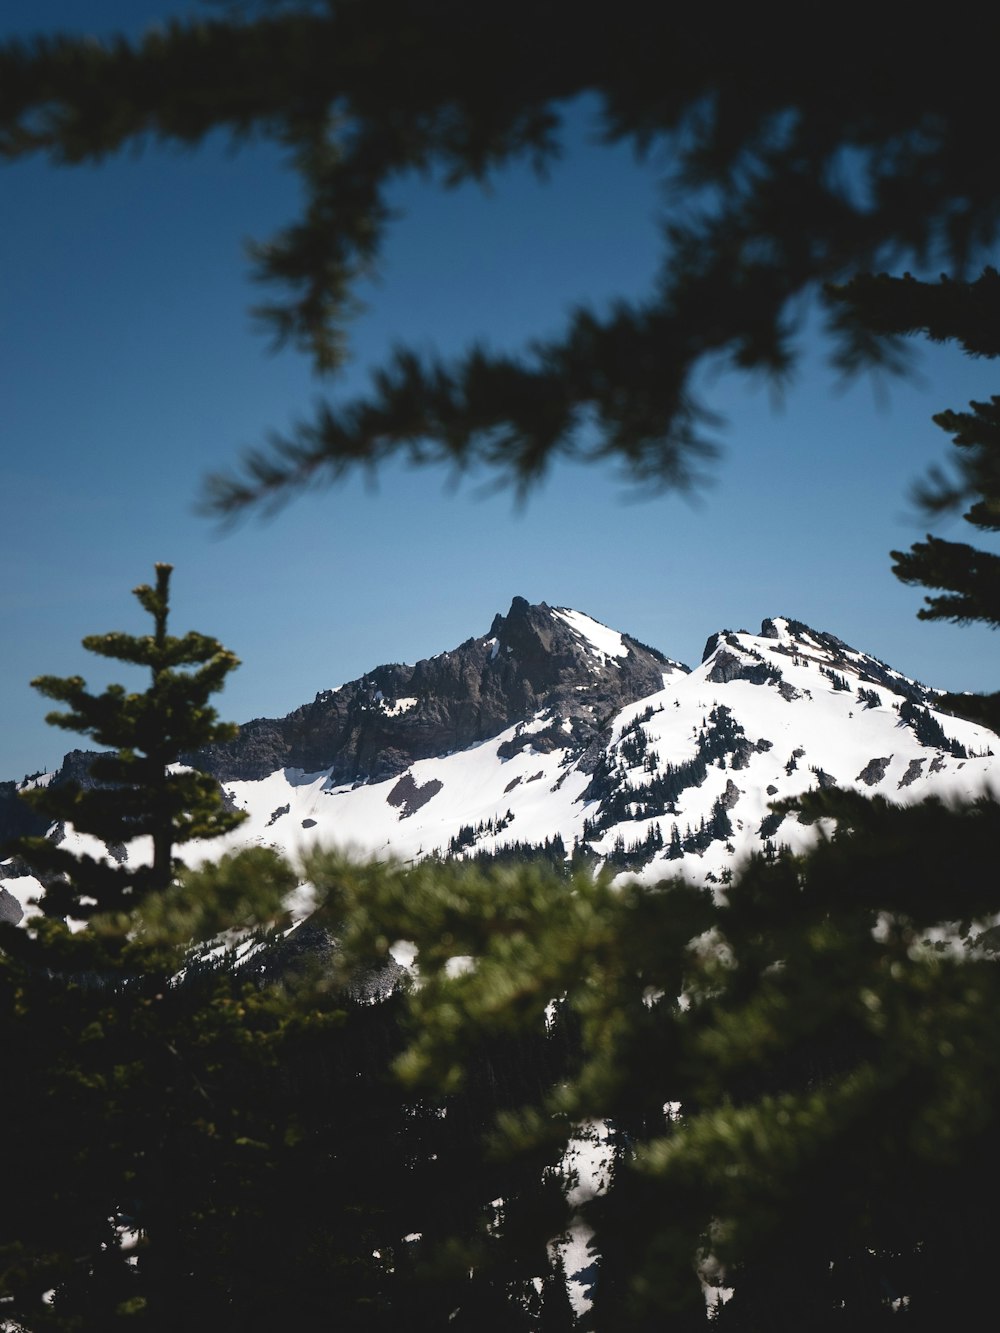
[181,599,681,785]
[489,594,532,637]
[700,618,935,705]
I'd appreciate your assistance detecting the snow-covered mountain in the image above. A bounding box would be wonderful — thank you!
[2,601,997,918]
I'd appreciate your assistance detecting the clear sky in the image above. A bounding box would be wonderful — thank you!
[2,1,998,779]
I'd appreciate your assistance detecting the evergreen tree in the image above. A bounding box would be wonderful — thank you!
[0,566,306,1330]
[667,822,683,859]
[6,563,246,921]
[538,1253,578,1330]
[831,269,1000,730]
[898,698,966,756]
[643,788,1000,1331]
[333,783,1000,1327]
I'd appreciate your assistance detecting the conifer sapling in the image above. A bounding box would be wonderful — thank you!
[8,564,246,920]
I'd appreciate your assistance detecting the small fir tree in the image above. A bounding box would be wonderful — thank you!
[7,563,246,919]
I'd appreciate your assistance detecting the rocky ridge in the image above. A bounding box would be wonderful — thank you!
[188,597,685,784]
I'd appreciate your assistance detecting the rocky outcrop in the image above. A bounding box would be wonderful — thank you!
[705,647,782,687]
[857,756,892,786]
[386,773,444,818]
[702,634,785,688]
[0,886,24,924]
[0,750,119,849]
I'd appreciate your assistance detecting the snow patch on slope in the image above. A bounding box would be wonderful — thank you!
[552,608,628,665]
[380,696,417,717]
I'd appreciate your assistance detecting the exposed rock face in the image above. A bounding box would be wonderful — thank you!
[57,750,111,788]
[704,647,782,687]
[386,773,444,818]
[188,598,687,784]
[0,886,24,925]
[899,758,926,789]
[857,756,893,786]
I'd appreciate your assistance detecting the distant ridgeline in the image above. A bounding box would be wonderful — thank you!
[2,603,996,914]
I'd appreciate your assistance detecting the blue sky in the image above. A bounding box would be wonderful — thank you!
[2,1,998,778]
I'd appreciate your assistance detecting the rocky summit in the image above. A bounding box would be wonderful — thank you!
[187,597,685,784]
[1,602,998,915]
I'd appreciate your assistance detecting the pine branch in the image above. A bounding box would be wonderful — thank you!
[4,6,1000,503]
[892,536,1000,628]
